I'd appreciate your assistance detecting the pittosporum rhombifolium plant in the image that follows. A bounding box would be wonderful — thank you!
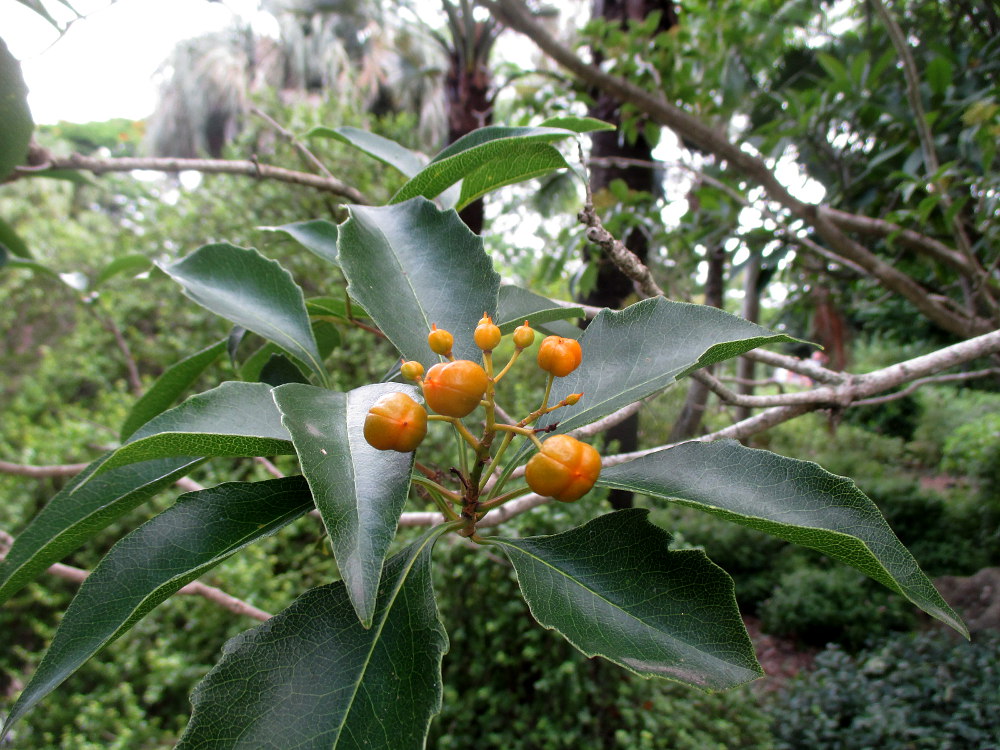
[0,121,967,748]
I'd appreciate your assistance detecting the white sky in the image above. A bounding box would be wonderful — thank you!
[6,0,270,124]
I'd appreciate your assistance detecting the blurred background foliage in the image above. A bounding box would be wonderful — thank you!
[3,0,1000,746]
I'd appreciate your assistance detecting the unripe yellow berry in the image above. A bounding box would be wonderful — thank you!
[422,359,489,418]
[513,321,535,350]
[428,324,454,357]
[474,313,502,352]
[400,360,424,381]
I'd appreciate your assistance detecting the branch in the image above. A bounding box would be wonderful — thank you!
[8,154,369,204]
[250,106,336,180]
[0,460,89,477]
[578,203,664,298]
[483,0,993,336]
[0,529,271,622]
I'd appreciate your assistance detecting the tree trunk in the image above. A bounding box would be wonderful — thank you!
[583,0,676,510]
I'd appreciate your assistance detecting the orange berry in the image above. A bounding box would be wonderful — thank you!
[474,313,502,352]
[421,359,489,418]
[524,435,601,503]
[428,324,454,357]
[513,321,535,350]
[363,392,428,452]
[537,336,582,377]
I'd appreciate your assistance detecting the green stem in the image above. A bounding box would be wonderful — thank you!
[480,430,514,491]
[492,349,521,383]
[411,476,462,504]
[478,485,532,512]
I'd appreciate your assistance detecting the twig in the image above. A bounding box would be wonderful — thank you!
[852,368,1000,406]
[0,529,271,622]
[0,460,89,477]
[255,457,285,478]
[8,154,368,204]
[577,145,665,299]
[250,106,336,180]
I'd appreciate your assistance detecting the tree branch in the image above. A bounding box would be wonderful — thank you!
[8,154,369,204]
[0,460,89,477]
[0,529,271,622]
[483,0,994,336]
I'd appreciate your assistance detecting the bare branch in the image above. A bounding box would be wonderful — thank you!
[255,457,286,479]
[852,368,1000,406]
[0,460,89,477]
[250,106,336,180]
[9,154,369,204]
[0,529,271,621]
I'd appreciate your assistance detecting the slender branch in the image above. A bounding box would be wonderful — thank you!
[0,460,89,477]
[250,106,336,180]
[742,349,845,384]
[8,154,369,204]
[255,456,285,478]
[483,0,992,336]
[852,368,1000,406]
[0,529,271,622]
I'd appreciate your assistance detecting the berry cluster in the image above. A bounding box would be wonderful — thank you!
[362,316,601,534]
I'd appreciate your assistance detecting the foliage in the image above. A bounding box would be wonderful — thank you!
[770,630,1000,750]
[0,122,965,748]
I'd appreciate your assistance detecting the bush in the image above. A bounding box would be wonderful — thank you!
[771,630,1000,749]
[759,567,915,650]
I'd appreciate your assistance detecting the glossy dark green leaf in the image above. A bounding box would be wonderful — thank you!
[495,284,584,337]
[309,126,427,177]
[259,219,339,267]
[338,198,501,363]
[161,244,326,383]
[391,126,577,206]
[102,382,291,473]
[0,455,202,605]
[0,38,33,180]
[93,254,153,287]
[599,440,967,636]
[541,297,802,434]
[491,509,762,691]
[258,353,310,386]
[239,320,340,383]
[177,523,453,750]
[306,296,369,321]
[0,215,31,258]
[455,142,568,211]
[538,115,616,133]
[120,339,227,440]
[273,383,415,626]
[2,477,314,735]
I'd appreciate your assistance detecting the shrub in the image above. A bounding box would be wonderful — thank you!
[771,630,1000,750]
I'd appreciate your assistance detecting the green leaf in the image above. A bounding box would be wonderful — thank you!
[1,477,314,735]
[391,126,577,206]
[102,382,291,473]
[542,297,802,434]
[160,244,326,383]
[177,523,453,750]
[0,38,33,180]
[0,215,31,258]
[93,254,153,287]
[491,509,761,691]
[495,285,584,337]
[816,52,848,90]
[0,455,202,605]
[239,320,340,384]
[598,440,967,637]
[120,339,227,440]
[455,142,569,211]
[308,126,427,177]
[273,383,415,626]
[926,55,953,97]
[538,116,616,133]
[338,198,501,363]
[306,296,369,321]
[259,219,339,267]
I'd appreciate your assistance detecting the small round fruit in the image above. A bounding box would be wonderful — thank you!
[363,392,428,452]
[525,435,601,503]
[474,314,502,352]
[400,360,424,381]
[428,324,454,356]
[537,336,582,377]
[513,321,534,350]
[422,359,489,418]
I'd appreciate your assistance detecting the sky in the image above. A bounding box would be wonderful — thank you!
[7,0,274,124]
